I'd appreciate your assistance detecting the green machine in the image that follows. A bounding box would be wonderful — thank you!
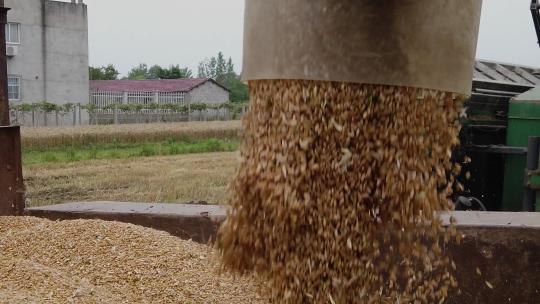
[502,87,540,211]
[454,1,540,212]
[457,77,540,213]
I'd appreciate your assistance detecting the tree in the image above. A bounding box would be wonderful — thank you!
[147,65,163,79]
[89,64,119,80]
[226,76,249,102]
[226,58,235,78]
[198,52,249,102]
[215,52,227,83]
[198,57,217,79]
[127,63,149,80]
[159,65,193,79]
[197,52,235,83]
[127,64,193,80]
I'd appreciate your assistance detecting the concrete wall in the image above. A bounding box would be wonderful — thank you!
[188,81,230,104]
[5,0,46,102]
[5,0,89,105]
[44,0,89,104]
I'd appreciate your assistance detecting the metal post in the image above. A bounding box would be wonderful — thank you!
[187,99,191,122]
[531,0,540,47]
[523,136,540,211]
[113,104,118,124]
[0,1,24,215]
[72,106,76,126]
[0,1,9,126]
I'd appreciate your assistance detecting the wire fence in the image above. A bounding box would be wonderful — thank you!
[9,101,248,127]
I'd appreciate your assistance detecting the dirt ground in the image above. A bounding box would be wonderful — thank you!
[24,152,238,207]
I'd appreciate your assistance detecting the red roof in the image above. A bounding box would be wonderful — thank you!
[90,78,222,93]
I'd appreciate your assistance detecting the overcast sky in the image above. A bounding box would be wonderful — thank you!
[85,0,540,76]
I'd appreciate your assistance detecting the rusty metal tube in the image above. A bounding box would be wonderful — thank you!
[242,0,483,95]
[0,1,24,216]
[0,1,10,125]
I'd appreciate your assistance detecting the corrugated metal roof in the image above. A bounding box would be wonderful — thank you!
[513,86,540,102]
[474,60,540,86]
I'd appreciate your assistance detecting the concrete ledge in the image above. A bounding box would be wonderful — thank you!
[26,202,226,243]
[25,203,540,303]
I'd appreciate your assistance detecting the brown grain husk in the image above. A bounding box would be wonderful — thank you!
[218,80,462,303]
[0,217,266,304]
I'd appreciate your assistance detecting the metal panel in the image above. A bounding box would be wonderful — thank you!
[494,64,528,84]
[0,126,24,215]
[475,61,505,82]
[474,60,540,86]
[243,0,483,95]
[514,66,540,85]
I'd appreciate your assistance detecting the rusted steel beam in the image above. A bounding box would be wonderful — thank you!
[0,126,24,215]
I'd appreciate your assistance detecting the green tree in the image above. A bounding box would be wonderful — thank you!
[215,52,227,83]
[128,64,193,80]
[226,58,235,78]
[198,58,215,79]
[89,64,119,80]
[159,65,193,79]
[127,63,149,80]
[147,65,163,79]
[198,52,248,102]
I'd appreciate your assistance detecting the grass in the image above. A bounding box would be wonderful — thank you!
[24,152,238,207]
[22,138,239,165]
[21,120,242,149]
[20,121,245,206]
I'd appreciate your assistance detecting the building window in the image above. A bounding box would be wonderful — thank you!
[6,23,20,44]
[8,75,21,100]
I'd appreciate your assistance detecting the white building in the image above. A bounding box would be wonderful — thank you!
[5,0,89,104]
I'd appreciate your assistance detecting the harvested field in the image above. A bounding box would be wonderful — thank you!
[0,216,266,303]
[24,152,237,207]
[21,120,242,150]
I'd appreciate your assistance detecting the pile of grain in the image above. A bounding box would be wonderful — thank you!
[219,80,462,303]
[0,217,266,303]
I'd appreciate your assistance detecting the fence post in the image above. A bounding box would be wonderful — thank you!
[31,106,35,127]
[55,109,59,126]
[78,103,81,125]
[153,92,159,123]
[187,99,191,122]
[72,106,76,126]
[114,104,118,125]
[43,110,47,127]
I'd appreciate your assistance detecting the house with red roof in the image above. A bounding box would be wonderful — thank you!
[90,78,230,108]
[89,78,231,123]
